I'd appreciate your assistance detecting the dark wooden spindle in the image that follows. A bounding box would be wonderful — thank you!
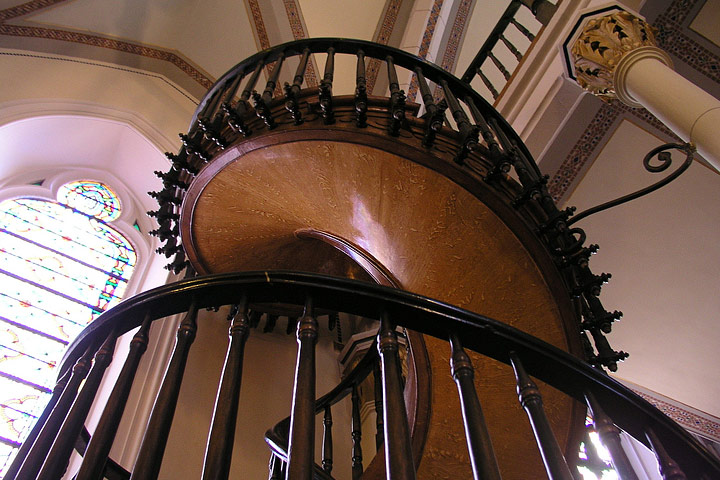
[449,333,502,480]
[488,51,511,80]
[439,79,479,164]
[322,406,333,474]
[585,392,638,480]
[319,47,335,124]
[386,56,406,136]
[645,428,688,480]
[373,362,384,450]
[3,368,71,480]
[286,297,318,480]
[253,54,284,129]
[285,48,310,124]
[198,89,228,148]
[351,385,363,480]
[202,298,251,480]
[377,313,416,480]
[510,17,535,41]
[509,352,573,480]
[14,343,96,480]
[414,67,445,147]
[464,97,510,179]
[225,62,264,136]
[77,312,153,480]
[38,331,118,480]
[500,34,523,61]
[130,299,199,480]
[477,69,500,99]
[355,50,368,127]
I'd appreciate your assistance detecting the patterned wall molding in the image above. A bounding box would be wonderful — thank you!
[0,0,214,91]
[281,0,318,87]
[431,0,473,101]
[366,0,403,94]
[621,380,720,443]
[406,0,445,101]
[548,0,719,201]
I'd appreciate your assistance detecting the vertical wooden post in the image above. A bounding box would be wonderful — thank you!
[77,312,153,480]
[130,299,199,480]
[355,50,368,127]
[322,406,333,474]
[351,385,364,480]
[202,297,251,480]
[373,362,384,451]
[449,332,502,480]
[585,392,638,480]
[319,48,335,124]
[646,428,687,480]
[377,313,416,480]
[286,297,318,480]
[509,352,573,480]
[37,330,118,480]
[14,343,96,480]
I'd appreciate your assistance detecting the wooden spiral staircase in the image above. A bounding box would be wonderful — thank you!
[5,39,720,480]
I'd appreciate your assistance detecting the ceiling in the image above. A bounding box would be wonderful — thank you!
[0,0,718,429]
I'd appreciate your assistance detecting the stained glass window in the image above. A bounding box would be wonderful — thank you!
[57,180,122,222]
[0,181,136,477]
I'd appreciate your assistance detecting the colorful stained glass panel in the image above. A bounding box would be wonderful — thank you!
[57,180,122,221]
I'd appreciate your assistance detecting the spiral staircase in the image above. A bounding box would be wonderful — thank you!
[5,38,720,480]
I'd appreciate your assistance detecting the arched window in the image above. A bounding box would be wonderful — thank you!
[0,180,137,476]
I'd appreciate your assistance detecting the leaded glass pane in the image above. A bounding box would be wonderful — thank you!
[57,180,122,221]
[0,192,137,477]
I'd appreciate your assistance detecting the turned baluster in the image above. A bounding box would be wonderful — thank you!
[449,332,501,480]
[253,54,285,129]
[319,47,335,124]
[285,48,310,124]
[510,17,535,41]
[373,361,384,450]
[351,385,363,480]
[440,80,478,164]
[286,297,318,480]
[131,299,199,480]
[77,312,153,480]
[377,313,416,480]
[202,297,251,480]
[14,343,96,480]
[386,56,406,136]
[465,96,509,178]
[225,62,264,136]
[645,428,688,480]
[414,67,444,146]
[322,406,333,474]
[38,330,119,480]
[585,392,638,480]
[355,50,368,127]
[3,368,71,480]
[509,352,573,480]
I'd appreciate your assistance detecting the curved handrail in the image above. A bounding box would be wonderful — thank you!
[57,271,720,479]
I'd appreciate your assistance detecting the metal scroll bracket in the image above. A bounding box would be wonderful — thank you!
[567,142,696,227]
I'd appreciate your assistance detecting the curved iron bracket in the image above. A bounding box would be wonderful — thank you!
[567,142,696,226]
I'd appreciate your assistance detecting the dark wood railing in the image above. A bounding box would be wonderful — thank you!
[5,271,720,479]
[461,0,558,100]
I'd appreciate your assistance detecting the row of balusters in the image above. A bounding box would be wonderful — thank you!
[5,281,692,480]
[147,42,626,372]
[460,0,555,99]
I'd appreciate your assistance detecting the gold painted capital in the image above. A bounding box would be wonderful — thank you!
[570,11,659,100]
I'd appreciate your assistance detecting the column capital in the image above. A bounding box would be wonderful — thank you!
[568,10,671,105]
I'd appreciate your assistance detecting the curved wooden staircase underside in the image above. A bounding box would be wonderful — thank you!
[178,96,584,479]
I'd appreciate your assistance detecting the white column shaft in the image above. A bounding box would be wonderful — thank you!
[621,51,720,172]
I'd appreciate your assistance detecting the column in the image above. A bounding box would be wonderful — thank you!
[569,10,720,172]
